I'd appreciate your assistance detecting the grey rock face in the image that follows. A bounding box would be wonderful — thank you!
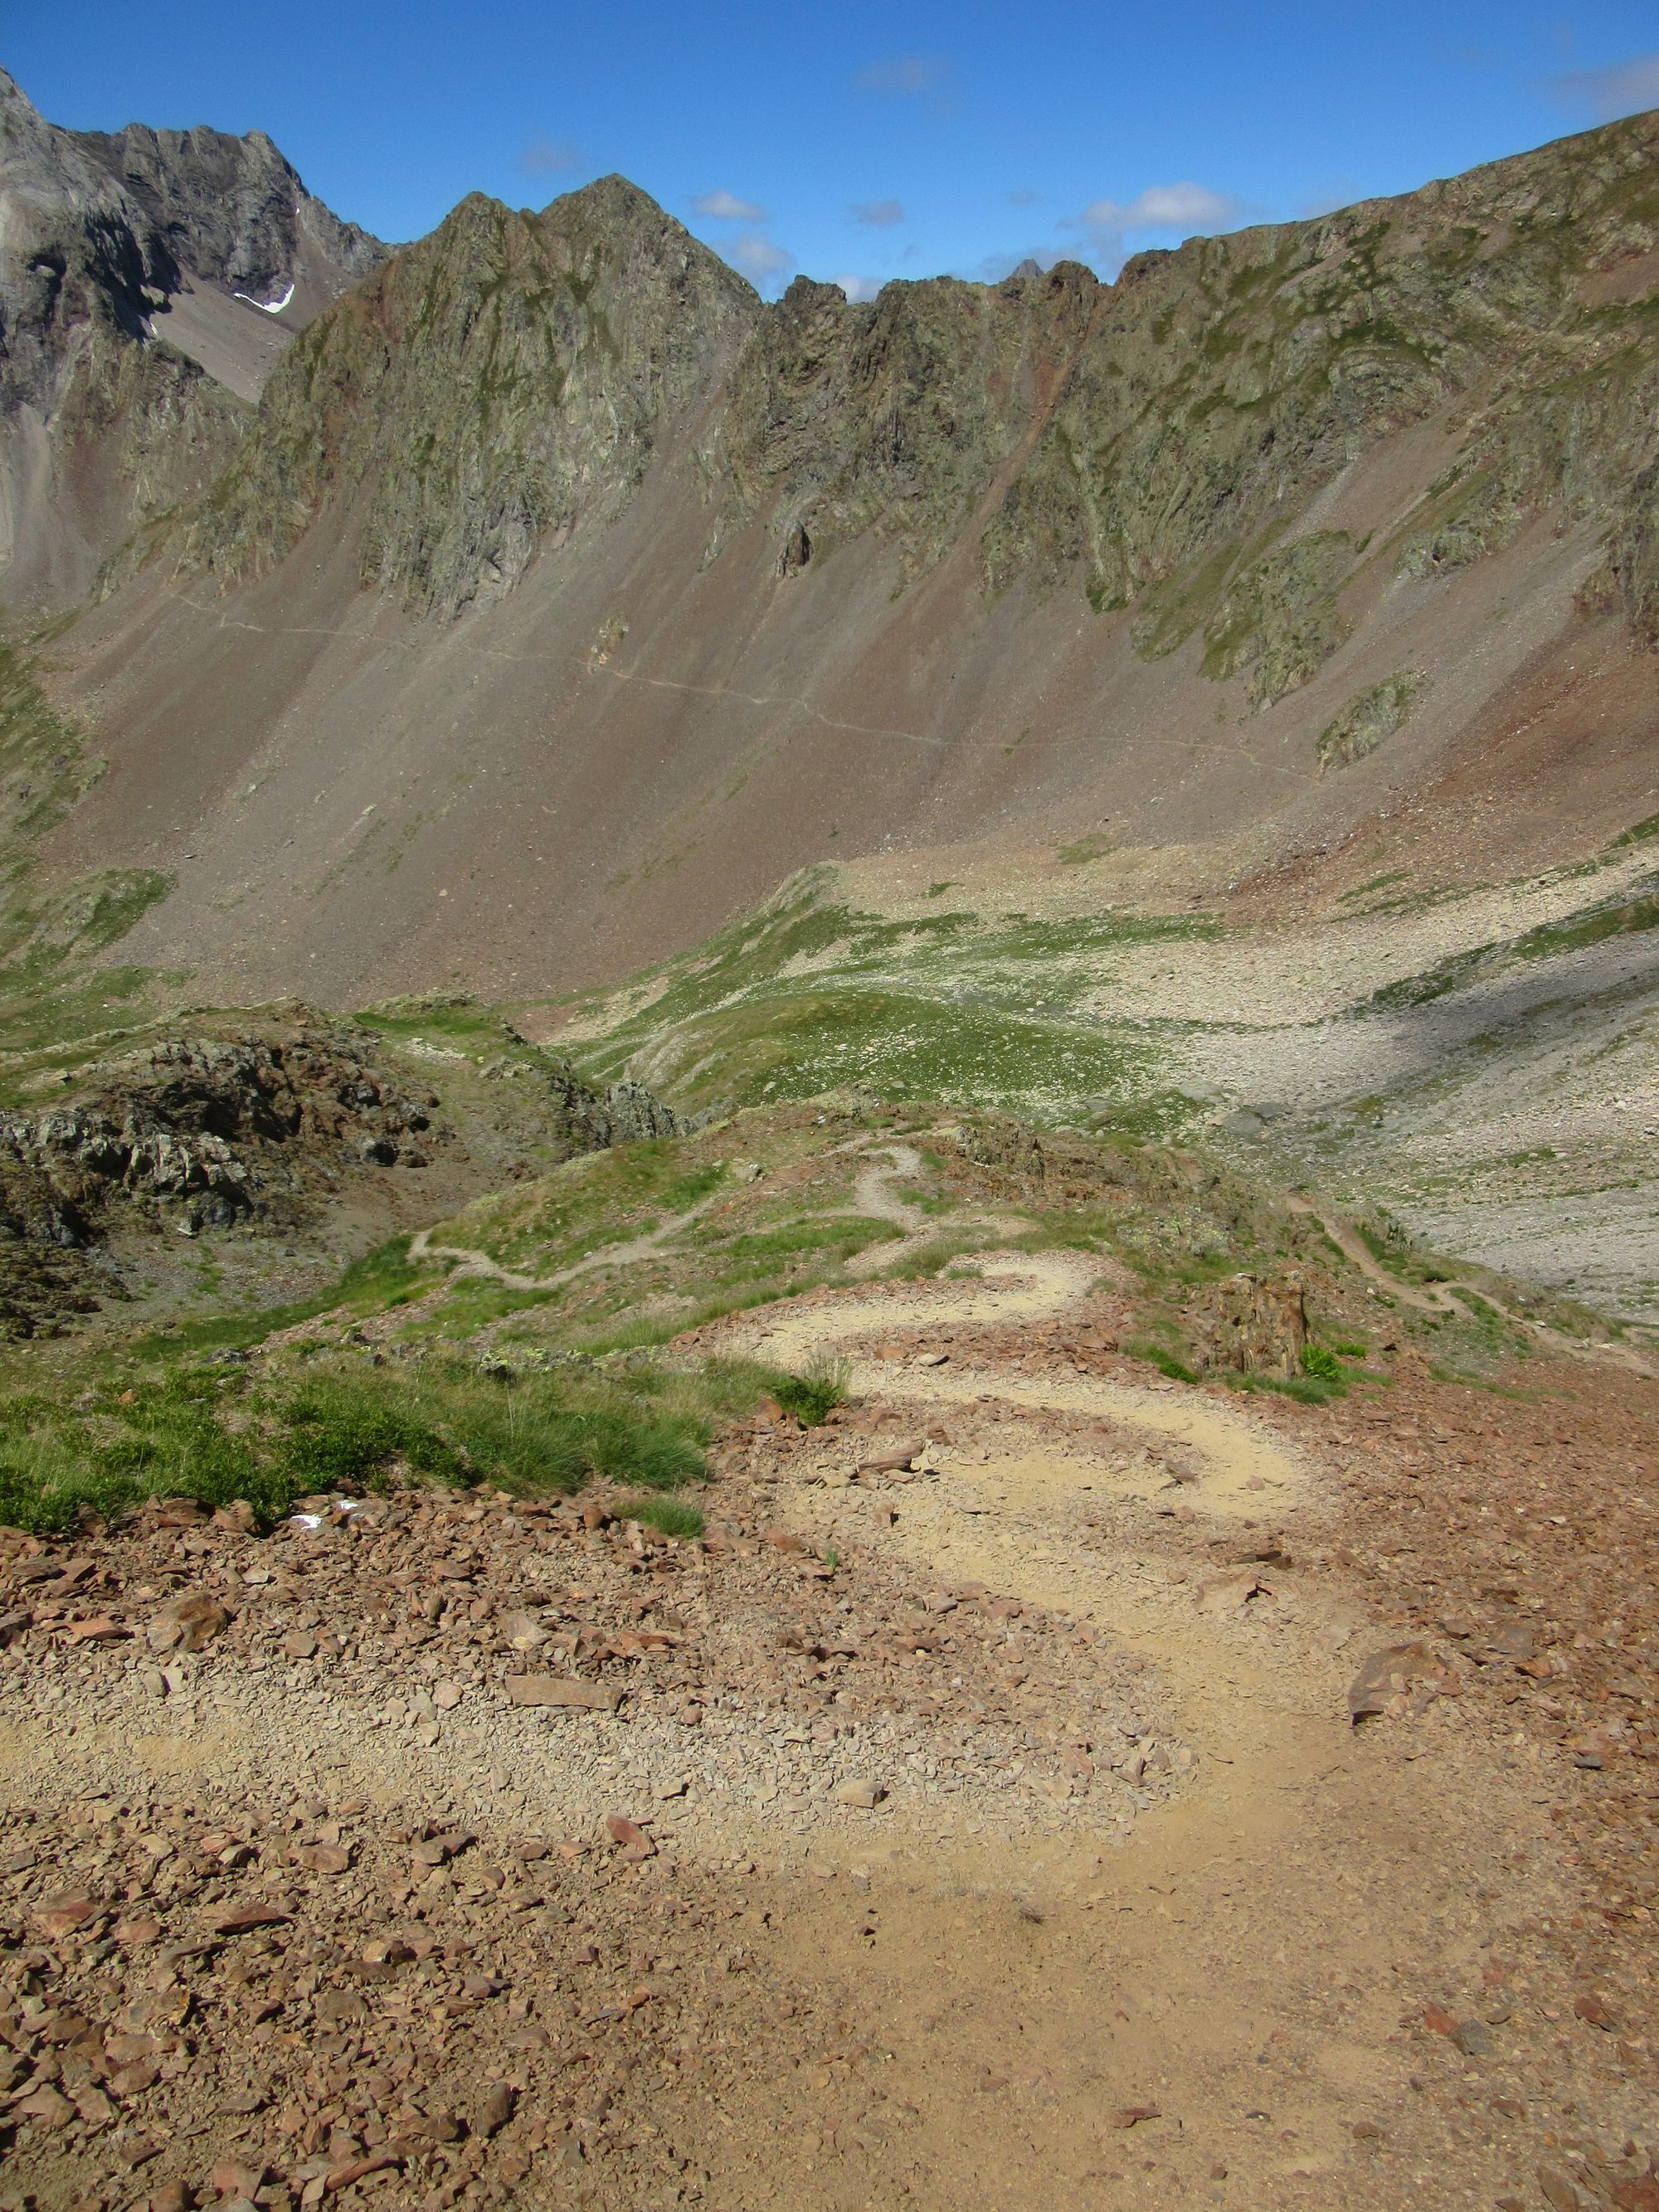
[0,67,163,414]
[72,118,382,301]
[0,67,385,610]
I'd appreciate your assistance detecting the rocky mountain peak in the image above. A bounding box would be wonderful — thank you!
[71,113,383,301]
[0,66,386,609]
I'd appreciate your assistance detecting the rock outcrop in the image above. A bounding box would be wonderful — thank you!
[172,107,1659,666]
[0,69,383,611]
[184,180,754,614]
[0,1015,691,1334]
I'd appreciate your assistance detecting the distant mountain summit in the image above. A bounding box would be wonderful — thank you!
[0,67,383,609]
[3,79,1658,1018]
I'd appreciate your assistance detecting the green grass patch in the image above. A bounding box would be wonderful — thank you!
[0,1349,735,1536]
[1340,870,1410,902]
[762,1357,849,1426]
[1126,1339,1200,1384]
[614,1494,705,1539]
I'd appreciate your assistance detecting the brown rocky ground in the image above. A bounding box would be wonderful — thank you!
[2,1232,1659,2209]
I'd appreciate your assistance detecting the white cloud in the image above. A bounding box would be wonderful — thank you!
[857,54,944,95]
[692,189,766,221]
[728,230,795,289]
[1070,180,1243,272]
[519,134,582,175]
[854,54,956,115]
[851,198,905,227]
[832,273,883,302]
[1082,182,1240,234]
[1550,51,1659,120]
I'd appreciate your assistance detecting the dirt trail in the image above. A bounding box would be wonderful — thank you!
[406,1186,727,1292]
[685,1244,1603,2207]
[1292,1194,1656,1374]
[5,1190,1647,2206]
[405,1145,948,1296]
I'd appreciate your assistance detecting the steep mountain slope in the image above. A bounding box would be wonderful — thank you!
[189,178,757,614]
[0,69,382,612]
[34,106,1656,1022]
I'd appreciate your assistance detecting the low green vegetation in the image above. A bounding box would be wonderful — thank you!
[1366,878,1659,1010]
[0,1351,741,1538]
[554,876,1220,1125]
[1199,532,1352,707]
[135,1234,438,1357]
[763,1357,849,1426]
[1317,671,1428,772]
[615,1494,705,1539]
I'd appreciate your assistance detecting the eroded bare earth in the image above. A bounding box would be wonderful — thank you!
[5,1210,1659,2210]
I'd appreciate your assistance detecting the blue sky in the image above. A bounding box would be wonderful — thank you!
[11,3,1659,296]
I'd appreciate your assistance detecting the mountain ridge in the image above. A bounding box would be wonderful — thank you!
[0,66,385,610]
[0,85,1654,1073]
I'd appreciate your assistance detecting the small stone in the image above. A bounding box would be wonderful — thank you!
[478,2082,514,2137]
[1537,2168,1589,2212]
[32,1891,99,1937]
[505,1676,621,1711]
[834,1780,886,1809]
[210,2163,265,2201]
[293,1843,353,1874]
[1452,2019,1492,2057]
[65,1614,128,1641]
[206,1901,291,1935]
[139,1666,168,1697]
[148,1592,231,1654]
[859,1444,922,1475]
[15,2083,75,2127]
[1197,1568,1262,1616]
[1348,1641,1443,1722]
[433,1680,462,1711]
[1107,2103,1160,2129]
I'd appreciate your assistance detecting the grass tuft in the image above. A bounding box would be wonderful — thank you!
[615,1494,705,1539]
[0,1352,724,1536]
[764,1357,850,1427]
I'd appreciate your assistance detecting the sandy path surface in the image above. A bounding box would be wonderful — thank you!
[7,1187,1651,2207]
[681,1243,1632,2208]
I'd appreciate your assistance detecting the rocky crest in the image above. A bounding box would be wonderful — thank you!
[188,180,753,613]
[0,1015,693,1334]
[0,69,383,610]
[173,107,1659,676]
[72,115,381,306]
